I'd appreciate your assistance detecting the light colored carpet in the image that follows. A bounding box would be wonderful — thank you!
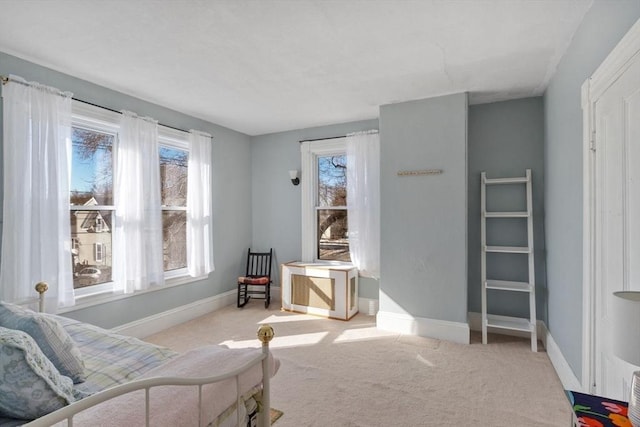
[145,304,572,426]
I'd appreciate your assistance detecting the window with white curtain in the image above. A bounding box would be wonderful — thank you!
[1,75,213,308]
[70,101,194,297]
[301,132,380,278]
[301,138,351,263]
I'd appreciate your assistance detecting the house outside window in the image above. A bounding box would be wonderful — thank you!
[71,238,80,252]
[94,242,105,263]
[301,138,351,263]
[70,106,116,292]
[71,102,191,294]
[95,217,104,232]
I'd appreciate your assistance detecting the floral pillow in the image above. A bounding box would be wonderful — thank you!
[0,326,78,419]
[0,302,85,383]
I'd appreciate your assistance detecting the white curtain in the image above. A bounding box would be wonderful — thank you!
[186,130,214,277]
[346,130,380,279]
[0,75,75,309]
[113,111,164,293]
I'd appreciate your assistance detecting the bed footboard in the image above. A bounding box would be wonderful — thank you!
[24,324,274,427]
[257,324,275,427]
[21,283,275,427]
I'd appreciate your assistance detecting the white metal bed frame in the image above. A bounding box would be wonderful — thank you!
[20,283,274,427]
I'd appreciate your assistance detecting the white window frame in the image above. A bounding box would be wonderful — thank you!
[301,138,351,264]
[69,101,193,300]
[71,102,119,298]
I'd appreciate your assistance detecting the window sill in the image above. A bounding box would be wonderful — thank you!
[58,273,208,314]
[312,260,354,268]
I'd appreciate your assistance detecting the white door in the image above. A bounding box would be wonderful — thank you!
[594,56,640,400]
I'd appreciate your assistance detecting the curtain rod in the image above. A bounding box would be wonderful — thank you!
[299,135,346,143]
[2,75,201,136]
[74,98,193,135]
[298,130,378,143]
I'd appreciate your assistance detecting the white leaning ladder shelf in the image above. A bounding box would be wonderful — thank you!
[481,169,537,352]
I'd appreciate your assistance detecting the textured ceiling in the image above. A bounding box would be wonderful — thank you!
[0,0,592,136]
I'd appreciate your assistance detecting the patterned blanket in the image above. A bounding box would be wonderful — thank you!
[0,315,178,427]
[566,390,630,427]
[52,315,178,395]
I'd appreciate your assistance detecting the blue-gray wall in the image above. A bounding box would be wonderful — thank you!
[250,95,548,318]
[0,51,253,328]
[544,1,640,380]
[468,97,546,321]
[250,119,380,299]
[379,93,468,324]
[3,1,638,362]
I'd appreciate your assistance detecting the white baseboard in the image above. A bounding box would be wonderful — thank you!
[467,311,547,348]
[376,310,470,344]
[112,290,236,338]
[358,297,379,316]
[271,286,281,302]
[545,328,583,391]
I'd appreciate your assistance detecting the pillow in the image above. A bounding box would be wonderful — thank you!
[0,326,77,419]
[0,302,85,383]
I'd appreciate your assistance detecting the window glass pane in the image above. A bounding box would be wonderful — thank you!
[71,210,112,288]
[317,209,350,262]
[163,211,187,271]
[160,147,188,206]
[317,155,347,207]
[71,127,114,205]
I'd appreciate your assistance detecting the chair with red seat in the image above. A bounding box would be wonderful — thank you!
[237,248,273,308]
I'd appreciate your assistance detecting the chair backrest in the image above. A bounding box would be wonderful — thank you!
[245,248,273,280]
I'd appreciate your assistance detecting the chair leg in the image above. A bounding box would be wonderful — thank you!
[237,283,250,308]
[264,284,270,309]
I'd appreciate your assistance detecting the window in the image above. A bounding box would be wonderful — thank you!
[301,138,351,263]
[317,154,350,261]
[70,108,116,291]
[70,102,193,294]
[159,132,188,273]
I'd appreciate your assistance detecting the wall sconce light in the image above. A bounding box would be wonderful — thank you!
[289,170,300,186]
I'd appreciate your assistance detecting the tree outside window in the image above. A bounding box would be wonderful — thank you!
[160,146,188,271]
[317,154,350,262]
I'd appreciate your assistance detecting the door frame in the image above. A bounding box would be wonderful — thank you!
[582,18,640,394]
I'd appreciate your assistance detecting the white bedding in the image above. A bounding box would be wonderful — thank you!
[49,345,280,427]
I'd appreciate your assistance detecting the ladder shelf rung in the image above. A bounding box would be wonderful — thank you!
[484,245,530,254]
[483,176,528,185]
[484,211,529,218]
[485,280,533,292]
[485,314,534,332]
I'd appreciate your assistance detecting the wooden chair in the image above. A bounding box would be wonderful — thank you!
[237,248,273,308]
